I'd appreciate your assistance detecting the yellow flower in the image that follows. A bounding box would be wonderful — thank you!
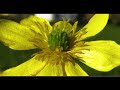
[0,14,120,76]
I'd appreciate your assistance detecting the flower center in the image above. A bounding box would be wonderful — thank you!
[48,29,70,51]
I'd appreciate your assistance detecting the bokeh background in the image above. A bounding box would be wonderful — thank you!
[0,14,120,76]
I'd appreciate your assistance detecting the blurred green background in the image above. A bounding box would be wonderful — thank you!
[0,14,120,76]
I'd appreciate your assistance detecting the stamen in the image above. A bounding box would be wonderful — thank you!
[34,21,48,40]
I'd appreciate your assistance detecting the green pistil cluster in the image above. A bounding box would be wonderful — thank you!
[48,29,70,51]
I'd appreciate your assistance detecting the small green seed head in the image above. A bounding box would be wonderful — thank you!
[48,29,70,51]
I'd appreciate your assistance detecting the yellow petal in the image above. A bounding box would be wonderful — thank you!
[0,55,48,76]
[73,40,120,72]
[75,14,109,41]
[0,19,37,50]
[36,63,63,76]
[20,15,52,38]
[65,61,88,76]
